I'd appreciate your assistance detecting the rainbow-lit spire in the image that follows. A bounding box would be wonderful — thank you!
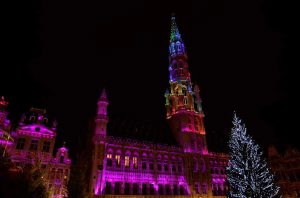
[170,14,182,43]
[169,14,186,57]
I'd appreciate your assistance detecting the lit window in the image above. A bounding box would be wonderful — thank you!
[133,157,138,169]
[184,97,188,105]
[107,154,112,167]
[125,156,130,168]
[115,155,121,167]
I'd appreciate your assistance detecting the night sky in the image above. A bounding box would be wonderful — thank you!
[1,0,296,158]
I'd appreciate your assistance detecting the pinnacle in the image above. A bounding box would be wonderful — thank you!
[100,89,107,100]
[170,14,182,43]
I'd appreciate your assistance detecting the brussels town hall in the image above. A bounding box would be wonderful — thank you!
[90,16,228,198]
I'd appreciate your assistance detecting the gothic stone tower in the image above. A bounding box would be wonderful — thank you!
[165,15,212,196]
[91,89,109,196]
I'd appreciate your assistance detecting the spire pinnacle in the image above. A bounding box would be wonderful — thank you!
[99,89,107,101]
[170,14,182,43]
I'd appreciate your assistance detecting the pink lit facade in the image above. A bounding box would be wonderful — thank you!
[0,96,13,152]
[90,16,229,198]
[0,103,71,198]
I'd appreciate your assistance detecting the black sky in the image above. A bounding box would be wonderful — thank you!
[1,0,297,157]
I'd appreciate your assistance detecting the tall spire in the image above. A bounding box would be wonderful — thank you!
[95,88,109,135]
[169,14,186,57]
[168,14,189,84]
[99,89,107,102]
[170,14,182,43]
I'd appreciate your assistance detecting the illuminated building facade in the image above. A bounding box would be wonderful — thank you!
[90,16,229,198]
[0,99,71,198]
[0,96,13,154]
[268,146,300,197]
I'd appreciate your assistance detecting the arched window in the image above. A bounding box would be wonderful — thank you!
[133,183,138,195]
[125,156,130,168]
[115,155,121,167]
[133,157,138,169]
[173,184,178,195]
[176,41,181,51]
[124,183,130,194]
[105,182,111,194]
[171,43,175,53]
[115,182,120,194]
[184,97,188,105]
[106,154,112,167]
[142,184,147,194]
[158,184,164,195]
[150,184,155,195]
[166,184,171,195]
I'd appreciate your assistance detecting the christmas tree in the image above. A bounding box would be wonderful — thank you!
[226,113,280,198]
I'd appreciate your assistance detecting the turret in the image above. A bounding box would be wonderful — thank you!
[95,89,109,136]
[91,89,109,196]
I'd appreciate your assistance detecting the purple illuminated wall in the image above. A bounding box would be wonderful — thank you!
[0,106,72,198]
